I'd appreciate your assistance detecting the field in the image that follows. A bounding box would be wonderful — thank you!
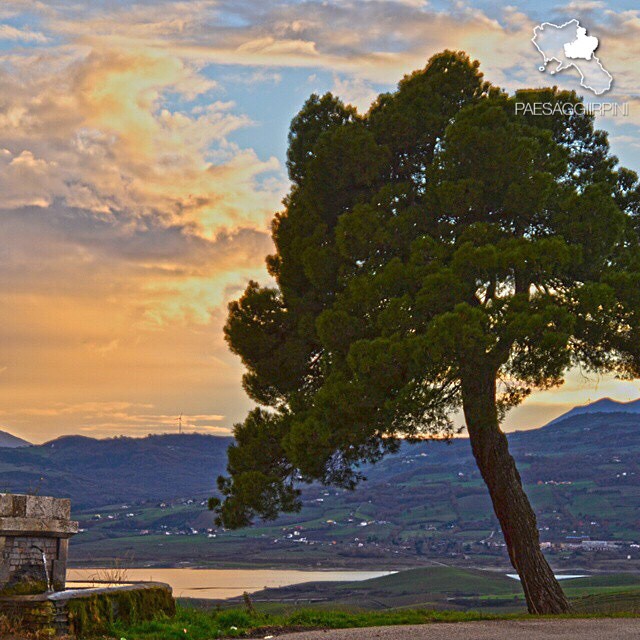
[211,567,640,614]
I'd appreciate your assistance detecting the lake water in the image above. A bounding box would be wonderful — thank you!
[67,568,395,599]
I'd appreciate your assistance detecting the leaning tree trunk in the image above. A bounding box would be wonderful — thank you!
[461,372,570,614]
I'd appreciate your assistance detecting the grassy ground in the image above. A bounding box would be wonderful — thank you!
[109,605,640,640]
[98,568,640,638]
[109,569,640,640]
[109,607,520,640]
[6,567,640,639]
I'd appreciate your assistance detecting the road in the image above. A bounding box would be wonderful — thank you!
[275,618,640,639]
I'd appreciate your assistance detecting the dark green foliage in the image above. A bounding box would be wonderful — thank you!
[218,49,640,532]
[286,93,359,186]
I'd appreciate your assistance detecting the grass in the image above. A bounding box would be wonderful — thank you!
[108,569,640,638]
[109,606,518,639]
[572,591,640,614]
[205,567,640,615]
[108,603,640,640]
[342,567,519,596]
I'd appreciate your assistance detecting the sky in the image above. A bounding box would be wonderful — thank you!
[1,0,640,443]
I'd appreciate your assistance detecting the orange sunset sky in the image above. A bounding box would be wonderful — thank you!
[2,0,640,443]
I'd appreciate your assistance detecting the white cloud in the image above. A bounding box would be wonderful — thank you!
[331,75,378,112]
[1,0,640,441]
[0,23,48,43]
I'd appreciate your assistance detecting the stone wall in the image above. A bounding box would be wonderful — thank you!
[0,494,77,594]
[0,596,58,634]
[0,583,175,637]
[0,536,61,591]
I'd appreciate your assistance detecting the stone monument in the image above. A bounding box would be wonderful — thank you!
[0,493,173,637]
[0,493,78,594]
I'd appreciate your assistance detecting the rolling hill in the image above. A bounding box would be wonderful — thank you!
[3,396,639,508]
[0,429,30,448]
[0,433,232,507]
[3,400,640,568]
[545,397,640,427]
[219,566,640,614]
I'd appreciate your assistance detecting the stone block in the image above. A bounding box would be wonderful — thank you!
[0,494,14,517]
[24,496,71,520]
[51,560,65,588]
[24,496,54,520]
[52,498,71,520]
[0,495,78,594]
[0,495,71,520]
[11,495,27,517]
[0,517,78,537]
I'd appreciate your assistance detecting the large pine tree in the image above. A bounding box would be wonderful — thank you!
[214,51,640,614]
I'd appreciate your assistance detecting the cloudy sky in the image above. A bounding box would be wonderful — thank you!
[1,0,640,443]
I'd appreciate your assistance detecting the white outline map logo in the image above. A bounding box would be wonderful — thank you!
[532,19,612,95]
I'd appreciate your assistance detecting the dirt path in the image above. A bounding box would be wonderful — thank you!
[275,618,640,639]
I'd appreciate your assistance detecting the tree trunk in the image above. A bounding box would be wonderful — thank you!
[461,372,570,614]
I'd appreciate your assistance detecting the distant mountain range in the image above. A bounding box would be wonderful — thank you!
[0,396,639,511]
[0,433,232,507]
[0,429,30,448]
[546,397,640,427]
[53,399,640,568]
[2,397,640,569]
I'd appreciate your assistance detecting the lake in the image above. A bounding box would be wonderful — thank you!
[67,568,395,599]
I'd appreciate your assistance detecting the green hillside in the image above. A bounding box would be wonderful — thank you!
[2,411,640,570]
[66,413,640,570]
[217,567,640,614]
